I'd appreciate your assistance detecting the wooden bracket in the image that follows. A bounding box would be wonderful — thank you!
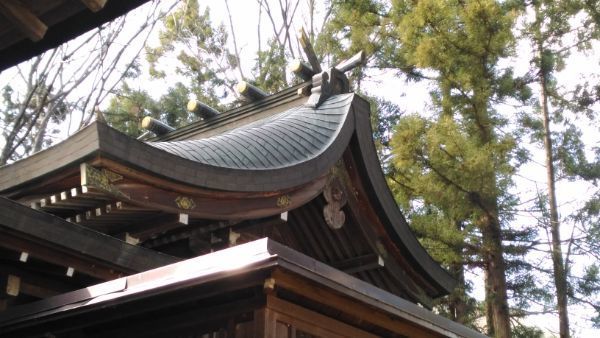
[81,0,107,12]
[0,0,47,42]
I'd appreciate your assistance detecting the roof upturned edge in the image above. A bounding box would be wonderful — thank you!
[0,93,356,193]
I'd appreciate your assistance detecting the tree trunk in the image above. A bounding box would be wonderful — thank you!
[481,210,511,338]
[448,262,468,324]
[484,269,495,336]
[448,221,469,325]
[471,86,512,338]
[32,109,52,153]
[539,46,570,338]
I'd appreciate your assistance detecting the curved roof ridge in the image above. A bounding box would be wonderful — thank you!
[147,93,355,170]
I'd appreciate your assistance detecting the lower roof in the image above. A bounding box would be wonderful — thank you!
[0,196,178,277]
[0,238,486,338]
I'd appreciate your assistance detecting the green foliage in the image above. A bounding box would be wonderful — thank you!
[1,83,69,163]
[145,0,237,106]
[391,115,516,223]
[317,0,385,64]
[252,38,290,94]
[511,324,544,338]
[104,82,194,137]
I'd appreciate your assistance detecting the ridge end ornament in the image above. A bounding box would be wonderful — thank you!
[323,177,347,230]
[305,71,333,108]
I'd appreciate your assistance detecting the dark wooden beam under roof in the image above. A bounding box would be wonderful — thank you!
[0,0,48,42]
[0,0,151,72]
[0,197,178,280]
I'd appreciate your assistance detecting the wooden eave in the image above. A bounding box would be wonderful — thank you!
[0,196,178,280]
[0,238,486,338]
[0,92,455,298]
[0,0,152,72]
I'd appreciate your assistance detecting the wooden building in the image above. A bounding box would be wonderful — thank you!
[0,1,486,337]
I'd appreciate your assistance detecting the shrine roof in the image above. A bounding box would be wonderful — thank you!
[149,93,352,170]
[0,238,486,338]
[0,92,357,192]
[0,90,456,299]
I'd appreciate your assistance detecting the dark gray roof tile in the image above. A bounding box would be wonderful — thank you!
[148,94,354,170]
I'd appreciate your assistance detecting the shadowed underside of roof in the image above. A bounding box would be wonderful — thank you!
[0,0,152,72]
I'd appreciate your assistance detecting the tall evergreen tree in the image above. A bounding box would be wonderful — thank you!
[386,1,520,336]
[517,1,600,335]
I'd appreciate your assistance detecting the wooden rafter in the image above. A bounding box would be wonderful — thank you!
[80,0,107,12]
[0,197,177,280]
[0,0,47,42]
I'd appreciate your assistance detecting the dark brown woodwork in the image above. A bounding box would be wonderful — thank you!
[341,153,436,306]
[265,295,377,338]
[0,197,177,280]
[323,176,347,229]
[236,81,268,101]
[80,0,107,12]
[81,162,328,220]
[271,269,443,338]
[0,1,154,71]
[0,264,72,299]
[331,254,383,275]
[0,232,122,281]
[187,99,220,119]
[0,239,485,338]
[0,0,47,42]
[289,59,315,81]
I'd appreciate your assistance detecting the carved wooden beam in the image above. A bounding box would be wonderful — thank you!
[187,99,219,119]
[80,163,328,220]
[81,0,107,12]
[0,0,47,42]
[297,27,322,73]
